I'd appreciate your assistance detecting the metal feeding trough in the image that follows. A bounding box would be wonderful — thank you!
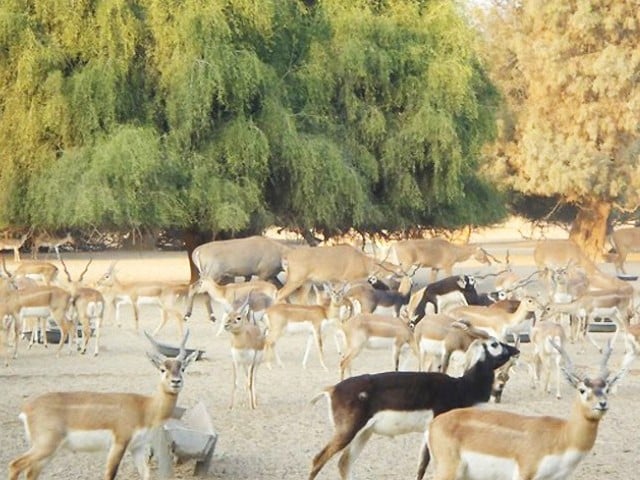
[22,326,91,344]
[151,401,218,478]
[150,338,206,361]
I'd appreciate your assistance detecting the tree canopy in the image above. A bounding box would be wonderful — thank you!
[478,0,640,255]
[0,0,503,242]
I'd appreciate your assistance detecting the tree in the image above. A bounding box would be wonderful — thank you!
[478,0,640,257]
[0,0,504,257]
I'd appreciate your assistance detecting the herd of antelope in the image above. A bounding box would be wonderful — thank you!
[3,227,640,480]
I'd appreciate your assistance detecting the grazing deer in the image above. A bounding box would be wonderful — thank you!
[8,331,199,480]
[0,233,29,262]
[31,231,75,259]
[427,341,633,480]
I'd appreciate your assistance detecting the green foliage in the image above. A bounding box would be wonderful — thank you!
[0,0,501,238]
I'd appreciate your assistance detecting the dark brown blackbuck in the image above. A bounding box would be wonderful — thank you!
[308,335,519,480]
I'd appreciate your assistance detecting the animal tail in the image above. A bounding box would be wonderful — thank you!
[309,387,332,406]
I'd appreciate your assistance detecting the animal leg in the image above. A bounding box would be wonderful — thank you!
[309,429,360,480]
[337,424,374,480]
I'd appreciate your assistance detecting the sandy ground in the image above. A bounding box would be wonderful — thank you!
[1,239,640,480]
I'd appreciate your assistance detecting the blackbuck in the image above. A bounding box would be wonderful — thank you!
[408,275,480,326]
[308,336,519,480]
[1,308,20,366]
[413,316,487,373]
[11,261,59,285]
[0,232,29,262]
[449,296,541,342]
[533,239,598,279]
[224,300,266,409]
[343,274,412,316]
[97,262,189,335]
[192,235,290,285]
[545,289,632,351]
[609,226,640,274]
[0,274,75,356]
[276,244,402,302]
[8,331,199,480]
[338,309,418,379]
[183,275,277,326]
[263,284,347,370]
[58,256,104,356]
[427,341,633,480]
[31,231,75,259]
[528,318,567,399]
[388,237,497,282]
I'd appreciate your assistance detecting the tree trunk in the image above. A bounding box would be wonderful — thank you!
[569,199,611,260]
[181,228,213,283]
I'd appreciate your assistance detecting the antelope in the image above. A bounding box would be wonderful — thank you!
[343,273,413,316]
[224,300,265,409]
[413,316,487,373]
[276,244,401,302]
[31,231,75,259]
[263,284,347,370]
[533,239,598,280]
[308,336,519,480]
[449,296,541,342]
[0,232,29,262]
[490,355,518,403]
[338,309,419,379]
[408,275,478,326]
[97,262,189,335]
[1,308,20,366]
[388,238,496,282]
[192,235,290,285]
[183,275,277,325]
[11,261,59,285]
[426,341,632,480]
[8,331,199,480]
[0,263,76,356]
[545,289,632,351]
[609,226,640,274]
[58,256,104,356]
[528,318,567,399]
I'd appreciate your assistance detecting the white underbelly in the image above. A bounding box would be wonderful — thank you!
[419,338,445,356]
[457,449,586,480]
[64,429,113,452]
[20,307,51,318]
[369,409,433,437]
[284,321,315,334]
[231,348,263,365]
[366,336,395,349]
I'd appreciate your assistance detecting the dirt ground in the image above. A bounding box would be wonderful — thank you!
[1,240,639,480]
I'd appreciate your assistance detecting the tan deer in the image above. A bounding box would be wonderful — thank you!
[31,231,75,259]
[389,237,496,282]
[0,232,29,262]
[8,331,199,480]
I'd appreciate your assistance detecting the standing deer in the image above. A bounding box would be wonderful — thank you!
[8,331,199,480]
[388,238,496,282]
[609,226,640,274]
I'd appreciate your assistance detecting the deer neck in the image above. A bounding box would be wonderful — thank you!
[144,385,180,427]
[560,398,602,453]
